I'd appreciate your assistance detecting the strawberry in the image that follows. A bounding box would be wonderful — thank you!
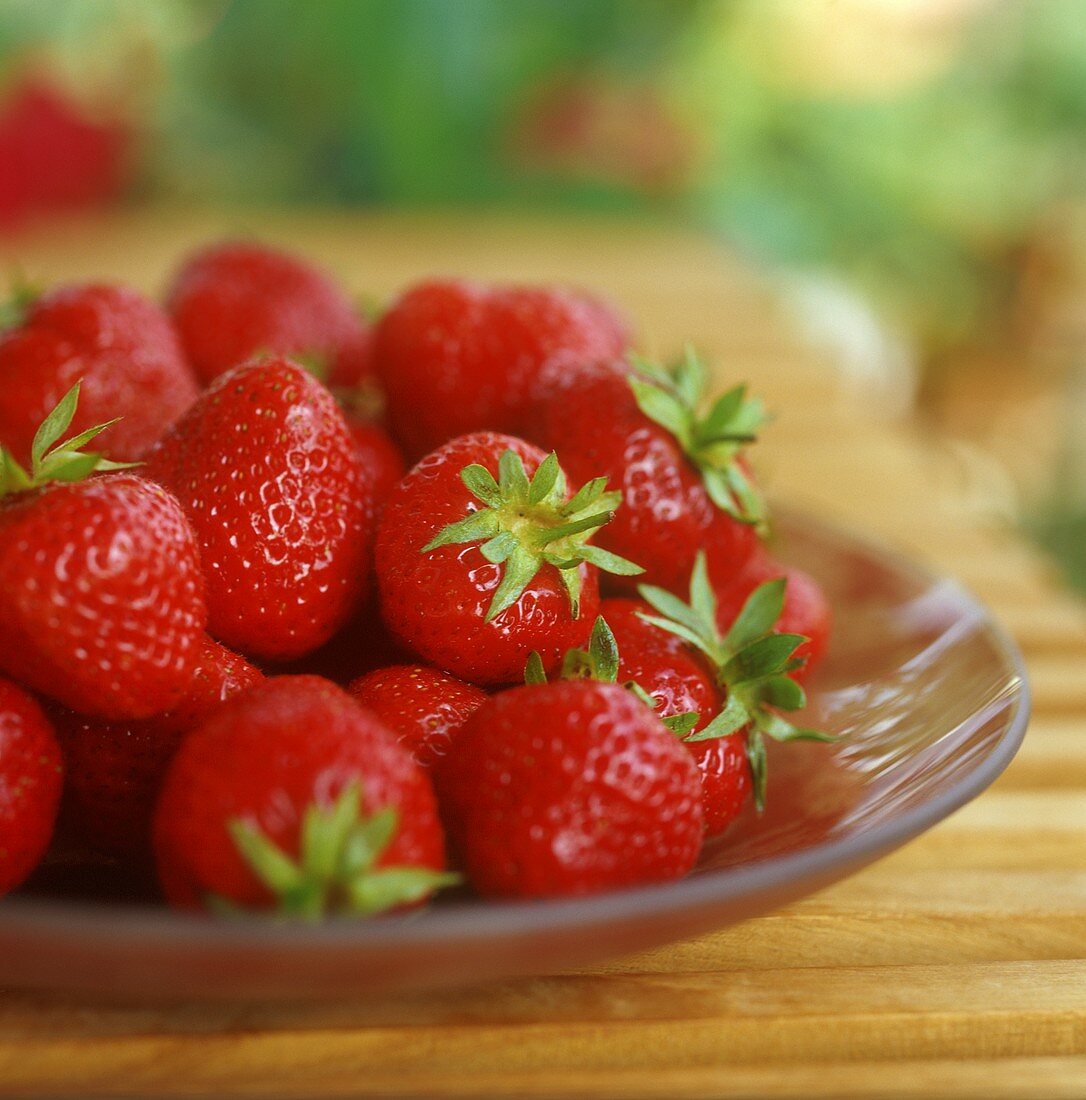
[638,553,834,810]
[0,678,64,896]
[525,611,749,835]
[168,240,370,385]
[143,357,372,662]
[53,637,262,859]
[154,675,454,916]
[0,386,206,718]
[714,549,832,681]
[0,77,127,227]
[0,283,198,464]
[523,348,765,594]
[372,279,627,460]
[348,665,487,769]
[375,431,641,685]
[435,680,703,899]
[348,415,406,509]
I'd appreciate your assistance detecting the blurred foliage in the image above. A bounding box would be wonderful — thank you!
[7,0,1086,589]
[3,0,1086,349]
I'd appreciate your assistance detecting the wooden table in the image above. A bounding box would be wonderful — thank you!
[1,210,1084,1099]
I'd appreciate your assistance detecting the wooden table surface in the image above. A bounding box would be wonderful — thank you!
[1,210,1084,1099]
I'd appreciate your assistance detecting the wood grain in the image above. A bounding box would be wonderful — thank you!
[1,209,1083,1099]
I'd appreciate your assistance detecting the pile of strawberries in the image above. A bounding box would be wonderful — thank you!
[0,242,832,917]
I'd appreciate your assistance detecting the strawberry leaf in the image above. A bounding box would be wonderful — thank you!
[747,730,768,811]
[460,463,501,505]
[587,616,620,682]
[487,544,544,622]
[662,712,700,737]
[720,633,807,684]
[564,475,611,515]
[629,376,690,445]
[683,692,750,742]
[760,675,806,711]
[579,544,643,576]
[527,451,561,505]
[31,381,81,469]
[36,451,108,484]
[725,577,786,651]
[524,651,548,685]
[498,447,530,500]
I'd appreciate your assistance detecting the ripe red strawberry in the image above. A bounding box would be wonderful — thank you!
[372,279,628,460]
[348,665,487,769]
[524,349,765,594]
[638,553,834,810]
[0,386,206,719]
[0,678,64,896]
[435,680,703,899]
[53,637,262,859]
[168,240,370,385]
[714,549,831,681]
[154,675,453,916]
[143,357,372,662]
[375,431,640,684]
[0,283,198,464]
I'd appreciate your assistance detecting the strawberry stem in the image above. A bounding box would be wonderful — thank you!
[220,781,458,920]
[0,381,135,499]
[422,448,642,622]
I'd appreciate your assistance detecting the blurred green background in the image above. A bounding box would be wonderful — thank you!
[3,0,1086,586]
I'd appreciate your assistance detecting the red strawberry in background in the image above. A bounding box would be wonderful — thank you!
[154,675,454,916]
[372,279,628,460]
[276,608,413,686]
[0,679,64,896]
[349,417,406,509]
[0,386,206,719]
[168,241,371,386]
[435,680,703,899]
[0,77,127,229]
[375,431,641,685]
[713,548,832,681]
[144,357,372,662]
[638,553,834,811]
[53,637,262,860]
[0,284,198,464]
[348,665,487,769]
[523,348,765,595]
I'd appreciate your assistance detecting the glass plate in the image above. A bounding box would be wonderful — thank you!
[0,508,1030,999]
